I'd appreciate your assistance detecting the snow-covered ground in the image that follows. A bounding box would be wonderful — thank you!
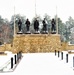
[0,51,74,75]
[0,51,16,72]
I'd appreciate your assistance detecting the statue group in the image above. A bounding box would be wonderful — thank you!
[17,18,56,34]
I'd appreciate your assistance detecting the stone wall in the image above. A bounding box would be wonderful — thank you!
[0,34,74,53]
[12,34,62,53]
[0,44,12,51]
[63,43,74,50]
[0,45,5,51]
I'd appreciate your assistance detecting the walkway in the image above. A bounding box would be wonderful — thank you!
[1,53,74,75]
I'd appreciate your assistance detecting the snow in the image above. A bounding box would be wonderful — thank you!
[0,51,74,75]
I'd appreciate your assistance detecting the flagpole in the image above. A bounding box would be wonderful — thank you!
[56,6,58,34]
[14,6,16,37]
[35,0,37,18]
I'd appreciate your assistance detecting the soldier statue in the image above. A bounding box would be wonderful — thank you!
[51,18,56,33]
[42,18,47,33]
[25,18,30,32]
[34,18,39,33]
[18,19,22,32]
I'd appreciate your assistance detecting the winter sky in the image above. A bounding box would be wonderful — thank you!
[0,0,74,22]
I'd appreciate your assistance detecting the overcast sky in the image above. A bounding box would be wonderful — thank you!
[0,0,74,22]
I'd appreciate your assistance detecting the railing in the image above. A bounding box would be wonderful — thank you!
[0,59,11,71]
[0,51,22,72]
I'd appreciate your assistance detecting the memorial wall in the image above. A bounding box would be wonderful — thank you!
[0,34,74,53]
[12,34,61,53]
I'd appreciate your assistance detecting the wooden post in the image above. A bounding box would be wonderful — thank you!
[11,57,13,69]
[66,54,68,63]
[58,51,60,57]
[61,52,63,60]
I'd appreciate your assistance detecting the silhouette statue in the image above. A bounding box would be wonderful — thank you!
[25,18,30,32]
[18,19,22,32]
[51,18,56,32]
[42,18,47,32]
[34,18,39,32]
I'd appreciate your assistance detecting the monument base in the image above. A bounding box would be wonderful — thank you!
[51,31,56,34]
[41,31,48,34]
[12,34,61,53]
[34,31,40,34]
[17,31,23,34]
[25,31,31,34]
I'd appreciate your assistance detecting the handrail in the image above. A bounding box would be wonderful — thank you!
[0,59,11,71]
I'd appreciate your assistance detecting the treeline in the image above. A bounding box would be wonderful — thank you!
[0,14,74,44]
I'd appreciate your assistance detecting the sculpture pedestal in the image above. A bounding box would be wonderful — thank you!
[25,31,31,34]
[17,31,23,34]
[12,34,61,53]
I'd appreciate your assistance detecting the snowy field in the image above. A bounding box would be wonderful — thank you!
[0,51,74,75]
